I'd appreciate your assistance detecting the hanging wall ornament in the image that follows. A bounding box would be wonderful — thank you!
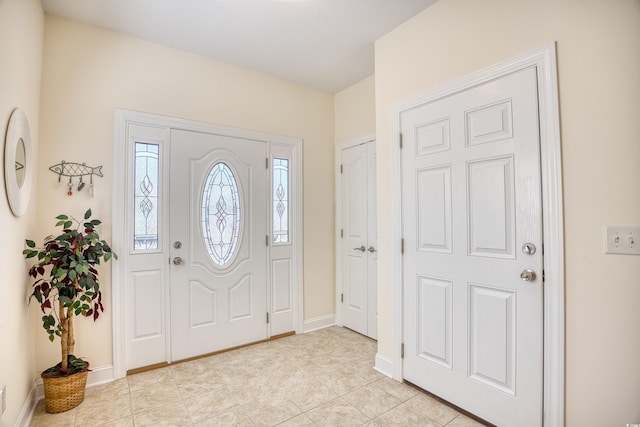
[48,160,102,197]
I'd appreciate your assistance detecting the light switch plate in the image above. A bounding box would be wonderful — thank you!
[605,225,640,255]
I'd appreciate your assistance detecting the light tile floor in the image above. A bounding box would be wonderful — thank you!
[30,326,487,427]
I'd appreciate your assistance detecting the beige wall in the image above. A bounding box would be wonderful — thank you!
[334,75,376,144]
[0,0,43,425]
[374,0,640,425]
[37,16,335,371]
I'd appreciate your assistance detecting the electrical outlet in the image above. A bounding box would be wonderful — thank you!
[0,384,6,415]
[605,226,640,255]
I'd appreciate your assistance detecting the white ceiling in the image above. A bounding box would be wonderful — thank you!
[40,0,437,93]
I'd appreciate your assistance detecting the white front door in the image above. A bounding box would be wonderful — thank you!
[341,140,377,339]
[116,111,304,376]
[169,129,268,361]
[401,66,543,426]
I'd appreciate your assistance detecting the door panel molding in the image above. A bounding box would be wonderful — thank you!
[113,109,303,378]
[416,275,452,369]
[387,43,564,427]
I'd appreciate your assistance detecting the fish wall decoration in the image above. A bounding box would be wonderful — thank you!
[49,160,102,196]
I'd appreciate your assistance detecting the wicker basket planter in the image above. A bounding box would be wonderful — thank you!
[41,370,88,413]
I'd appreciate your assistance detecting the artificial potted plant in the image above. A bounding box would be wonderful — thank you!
[23,209,116,413]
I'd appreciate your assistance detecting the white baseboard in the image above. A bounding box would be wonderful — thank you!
[303,314,336,333]
[85,364,116,387]
[14,382,38,427]
[374,353,394,378]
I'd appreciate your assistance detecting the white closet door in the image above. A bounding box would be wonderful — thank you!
[402,67,543,427]
[341,140,377,339]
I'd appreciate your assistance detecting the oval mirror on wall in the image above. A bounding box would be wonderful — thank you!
[4,109,32,216]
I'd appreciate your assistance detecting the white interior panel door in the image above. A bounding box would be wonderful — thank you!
[342,144,368,335]
[341,140,377,339]
[402,67,543,427]
[170,129,267,361]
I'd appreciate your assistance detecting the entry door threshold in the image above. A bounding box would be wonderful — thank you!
[126,331,296,376]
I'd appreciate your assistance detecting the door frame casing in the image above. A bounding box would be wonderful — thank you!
[334,133,375,328]
[112,109,304,379]
[387,43,564,426]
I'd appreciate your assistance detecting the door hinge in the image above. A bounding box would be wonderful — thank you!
[266,235,269,246]
[341,293,344,303]
[340,164,343,174]
[266,312,270,323]
[401,238,405,254]
[266,158,269,169]
[542,269,546,282]
[341,228,343,238]
[401,343,405,358]
[399,133,403,149]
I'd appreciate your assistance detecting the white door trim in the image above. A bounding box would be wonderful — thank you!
[388,43,563,426]
[112,109,304,379]
[335,133,375,327]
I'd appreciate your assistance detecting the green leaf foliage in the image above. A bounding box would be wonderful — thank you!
[23,249,38,258]
[58,296,72,305]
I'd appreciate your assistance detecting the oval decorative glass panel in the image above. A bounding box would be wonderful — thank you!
[201,162,241,267]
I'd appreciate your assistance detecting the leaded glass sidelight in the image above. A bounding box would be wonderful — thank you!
[273,158,289,244]
[134,142,159,250]
[202,162,241,267]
